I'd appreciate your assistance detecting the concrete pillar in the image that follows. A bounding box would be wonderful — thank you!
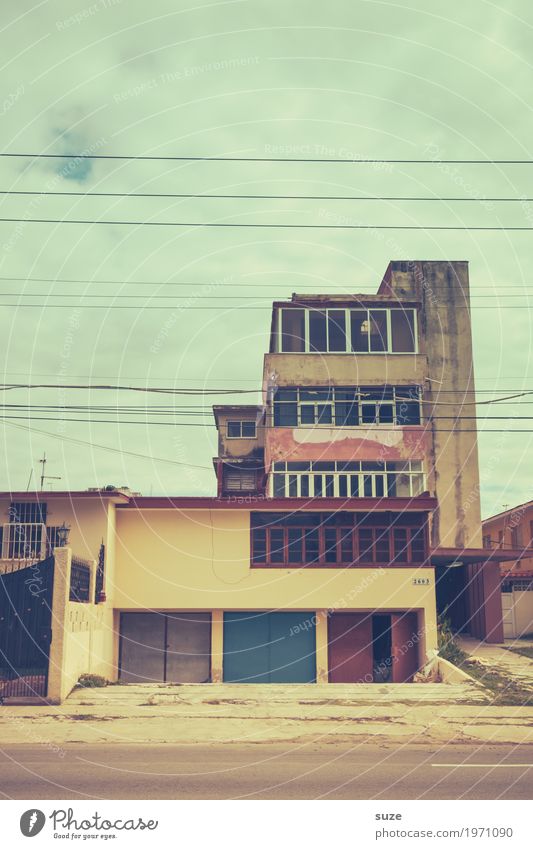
[211,610,224,682]
[482,562,505,643]
[47,547,71,703]
[315,610,329,683]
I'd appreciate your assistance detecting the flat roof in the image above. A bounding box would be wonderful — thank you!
[0,490,131,502]
[118,495,437,511]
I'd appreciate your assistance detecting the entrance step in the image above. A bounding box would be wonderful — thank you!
[68,681,488,707]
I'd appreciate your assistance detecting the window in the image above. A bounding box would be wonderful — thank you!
[251,513,427,567]
[272,385,422,428]
[223,468,256,492]
[277,307,418,353]
[9,501,47,524]
[391,309,416,352]
[281,308,305,352]
[511,526,522,547]
[270,459,425,499]
[227,420,256,438]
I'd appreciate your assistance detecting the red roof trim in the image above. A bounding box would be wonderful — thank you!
[119,495,437,511]
[0,490,130,501]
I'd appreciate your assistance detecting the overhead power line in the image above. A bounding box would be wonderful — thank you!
[2,420,212,470]
[0,302,531,309]
[2,275,533,290]
[2,153,533,164]
[1,414,532,433]
[0,216,532,231]
[1,189,532,202]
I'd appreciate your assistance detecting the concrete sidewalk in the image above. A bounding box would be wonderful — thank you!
[1,682,533,746]
[457,637,533,689]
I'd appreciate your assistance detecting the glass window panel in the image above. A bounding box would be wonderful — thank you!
[362,462,383,471]
[350,475,359,497]
[411,474,425,496]
[304,528,319,563]
[325,475,335,497]
[241,421,256,437]
[410,460,423,471]
[281,309,305,352]
[396,400,421,426]
[270,528,285,563]
[363,475,373,497]
[273,474,285,498]
[338,461,360,471]
[335,389,357,401]
[375,531,390,563]
[361,404,378,424]
[395,473,411,497]
[309,310,327,352]
[391,309,416,352]
[378,404,394,424]
[350,310,369,352]
[313,475,323,497]
[313,462,335,471]
[393,528,408,562]
[273,461,286,470]
[300,388,330,401]
[274,401,298,427]
[288,528,303,563]
[358,528,374,562]
[338,475,348,498]
[335,402,358,426]
[410,528,425,561]
[324,528,338,563]
[252,529,267,564]
[300,405,315,425]
[369,310,388,352]
[387,474,397,496]
[300,475,310,497]
[317,404,333,424]
[227,421,241,437]
[340,529,353,562]
[288,475,298,497]
[328,310,347,351]
[375,476,385,497]
[287,462,310,471]
[276,389,298,401]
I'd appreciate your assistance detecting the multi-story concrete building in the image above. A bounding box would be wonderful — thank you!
[0,260,521,702]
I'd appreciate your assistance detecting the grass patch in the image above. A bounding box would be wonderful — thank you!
[505,646,533,661]
[437,617,533,705]
[456,660,533,706]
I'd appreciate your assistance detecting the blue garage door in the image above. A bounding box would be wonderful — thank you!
[223,612,316,683]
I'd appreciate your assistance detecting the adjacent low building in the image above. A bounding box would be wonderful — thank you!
[0,260,522,702]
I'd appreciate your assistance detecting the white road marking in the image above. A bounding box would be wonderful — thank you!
[432,764,533,768]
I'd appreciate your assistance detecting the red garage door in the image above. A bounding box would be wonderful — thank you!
[328,613,373,683]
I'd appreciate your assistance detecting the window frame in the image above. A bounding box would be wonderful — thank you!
[272,385,422,428]
[250,514,428,568]
[226,420,257,439]
[277,307,418,354]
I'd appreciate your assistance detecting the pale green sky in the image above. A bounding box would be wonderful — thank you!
[0,0,532,516]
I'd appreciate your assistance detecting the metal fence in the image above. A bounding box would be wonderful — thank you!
[69,557,91,603]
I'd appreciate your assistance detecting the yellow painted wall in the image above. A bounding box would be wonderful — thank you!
[114,507,438,658]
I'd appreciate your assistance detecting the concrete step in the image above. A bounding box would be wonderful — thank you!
[68,681,488,706]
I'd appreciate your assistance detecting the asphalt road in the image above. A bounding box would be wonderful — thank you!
[0,743,532,799]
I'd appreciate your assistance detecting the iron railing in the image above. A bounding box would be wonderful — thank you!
[69,557,91,603]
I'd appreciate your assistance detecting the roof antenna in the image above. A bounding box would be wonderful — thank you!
[39,452,62,491]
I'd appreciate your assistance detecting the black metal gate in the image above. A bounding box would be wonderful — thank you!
[0,556,54,699]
